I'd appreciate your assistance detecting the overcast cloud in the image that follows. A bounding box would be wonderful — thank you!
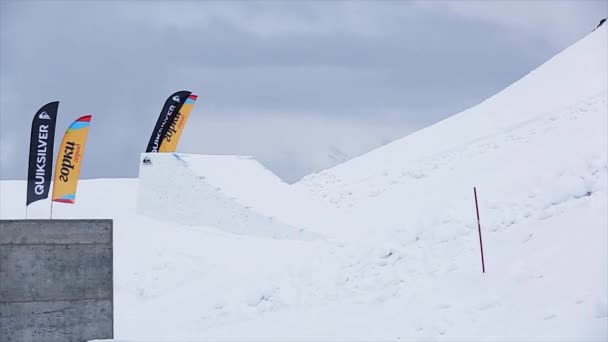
[1,0,605,182]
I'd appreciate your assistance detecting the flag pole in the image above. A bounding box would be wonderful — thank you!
[474,187,486,273]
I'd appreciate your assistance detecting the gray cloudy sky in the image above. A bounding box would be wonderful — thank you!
[1,0,606,183]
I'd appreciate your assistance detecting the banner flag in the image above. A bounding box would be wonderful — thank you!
[159,94,198,152]
[146,90,191,153]
[51,115,92,204]
[26,101,59,205]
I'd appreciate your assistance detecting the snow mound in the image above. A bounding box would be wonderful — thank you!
[136,153,318,239]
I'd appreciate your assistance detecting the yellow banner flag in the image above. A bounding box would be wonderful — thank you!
[52,115,92,204]
[159,94,198,152]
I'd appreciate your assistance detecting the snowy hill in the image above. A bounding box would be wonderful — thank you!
[136,153,329,239]
[1,27,607,341]
[298,23,607,207]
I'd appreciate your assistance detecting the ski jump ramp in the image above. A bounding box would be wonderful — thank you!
[136,153,322,239]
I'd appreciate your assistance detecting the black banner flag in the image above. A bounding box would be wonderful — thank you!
[27,101,58,205]
[146,90,191,153]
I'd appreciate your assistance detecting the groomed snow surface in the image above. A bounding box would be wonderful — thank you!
[1,27,607,341]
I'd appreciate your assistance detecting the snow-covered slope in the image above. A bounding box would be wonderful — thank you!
[297,25,608,241]
[299,25,606,193]
[137,153,309,239]
[0,27,606,342]
[136,152,337,237]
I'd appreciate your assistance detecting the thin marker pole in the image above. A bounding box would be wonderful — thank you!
[474,187,486,273]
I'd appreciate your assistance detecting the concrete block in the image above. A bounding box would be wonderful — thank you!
[0,219,113,342]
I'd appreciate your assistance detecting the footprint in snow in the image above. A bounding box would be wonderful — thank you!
[435,326,447,335]
[543,314,557,320]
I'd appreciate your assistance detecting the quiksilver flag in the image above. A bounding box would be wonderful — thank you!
[159,94,198,152]
[146,90,191,153]
[26,101,59,206]
[52,115,92,204]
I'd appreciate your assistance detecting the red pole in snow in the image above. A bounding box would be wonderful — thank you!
[474,187,486,273]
